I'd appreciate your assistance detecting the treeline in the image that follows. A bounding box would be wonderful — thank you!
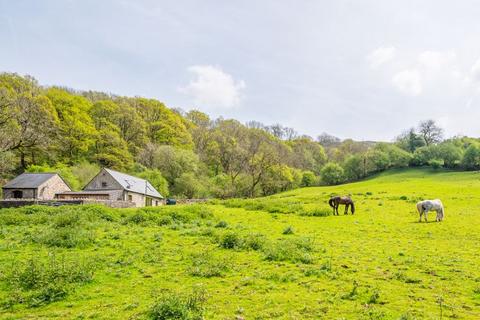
[0,73,479,198]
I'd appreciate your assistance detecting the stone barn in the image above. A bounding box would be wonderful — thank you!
[57,168,163,207]
[2,173,71,200]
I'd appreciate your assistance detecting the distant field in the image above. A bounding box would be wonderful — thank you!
[1,168,480,319]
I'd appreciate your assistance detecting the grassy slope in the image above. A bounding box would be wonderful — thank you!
[1,168,480,319]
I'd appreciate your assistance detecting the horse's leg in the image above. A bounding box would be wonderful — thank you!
[424,209,429,222]
[335,204,339,215]
[344,204,348,215]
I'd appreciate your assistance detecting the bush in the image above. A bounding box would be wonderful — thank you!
[189,251,229,278]
[36,227,95,248]
[148,288,207,320]
[320,163,345,185]
[219,232,243,249]
[282,226,295,235]
[263,237,315,264]
[214,220,228,228]
[243,233,266,251]
[462,144,480,170]
[4,254,96,307]
[343,155,364,181]
[301,171,317,187]
[428,158,443,169]
[299,206,331,217]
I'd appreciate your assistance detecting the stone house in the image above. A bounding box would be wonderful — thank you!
[2,173,71,200]
[57,168,163,207]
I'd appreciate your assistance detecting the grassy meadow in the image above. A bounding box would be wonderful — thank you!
[1,168,480,319]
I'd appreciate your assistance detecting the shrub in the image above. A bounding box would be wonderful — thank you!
[282,226,295,235]
[4,254,96,307]
[299,206,331,217]
[428,158,444,169]
[189,251,229,278]
[263,237,315,264]
[368,289,381,304]
[243,233,266,251]
[215,221,228,228]
[320,163,345,185]
[301,171,317,187]
[148,288,207,320]
[35,227,95,248]
[219,232,243,249]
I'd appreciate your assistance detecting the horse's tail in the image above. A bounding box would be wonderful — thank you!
[350,201,355,214]
[416,202,423,214]
[328,198,335,208]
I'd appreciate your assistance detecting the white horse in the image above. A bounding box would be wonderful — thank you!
[416,199,444,222]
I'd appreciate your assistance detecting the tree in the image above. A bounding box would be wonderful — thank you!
[173,172,206,198]
[301,171,317,187]
[418,120,443,146]
[343,155,364,181]
[437,143,463,168]
[288,137,327,174]
[462,144,480,170]
[136,168,169,198]
[0,73,58,167]
[317,133,341,148]
[114,98,147,154]
[209,119,249,182]
[138,144,200,187]
[244,128,286,196]
[47,88,97,163]
[365,149,389,172]
[260,165,301,196]
[395,128,425,152]
[411,146,436,166]
[89,100,133,170]
[134,98,193,148]
[320,162,345,185]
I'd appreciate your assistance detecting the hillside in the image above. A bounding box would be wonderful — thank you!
[1,168,480,319]
[3,73,480,201]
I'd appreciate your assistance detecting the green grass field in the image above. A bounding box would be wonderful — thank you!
[1,168,480,319]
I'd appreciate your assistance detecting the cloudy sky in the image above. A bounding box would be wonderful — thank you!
[1,0,480,141]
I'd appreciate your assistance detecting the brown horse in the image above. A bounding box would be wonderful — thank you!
[329,196,355,215]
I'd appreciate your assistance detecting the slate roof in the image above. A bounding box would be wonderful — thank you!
[103,168,163,199]
[3,173,58,189]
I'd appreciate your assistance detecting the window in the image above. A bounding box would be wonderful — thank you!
[146,197,152,207]
[13,190,23,199]
[128,195,133,202]
[101,182,107,188]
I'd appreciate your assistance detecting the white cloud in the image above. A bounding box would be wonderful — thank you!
[180,65,245,109]
[367,46,396,68]
[470,58,480,82]
[418,50,456,70]
[392,69,422,96]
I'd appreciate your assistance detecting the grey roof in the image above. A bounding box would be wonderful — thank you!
[3,173,58,189]
[103,168,163,199]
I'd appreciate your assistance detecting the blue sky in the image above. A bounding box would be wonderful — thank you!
[2,0,480,140]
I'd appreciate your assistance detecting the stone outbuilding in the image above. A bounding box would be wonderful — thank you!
[2,173,71,200]
[57,168,163,207]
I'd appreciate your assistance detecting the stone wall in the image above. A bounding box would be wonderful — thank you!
[125,191,162,207]
[84,169,123,191]
[37,175,71,200]
[3,188,36,199]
